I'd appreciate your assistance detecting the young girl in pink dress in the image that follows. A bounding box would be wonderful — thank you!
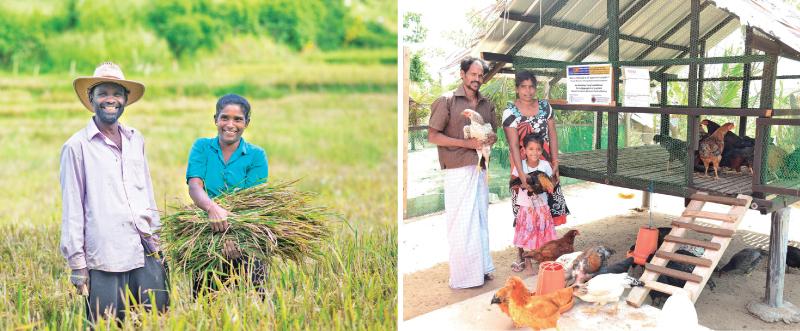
[511,134,557,272]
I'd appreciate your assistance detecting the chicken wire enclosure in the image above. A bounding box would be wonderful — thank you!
[754,119,800,197]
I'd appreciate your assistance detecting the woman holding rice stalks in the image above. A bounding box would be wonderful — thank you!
[185,94,269,297]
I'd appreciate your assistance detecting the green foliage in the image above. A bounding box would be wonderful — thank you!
[147,0,222,58]
[42,28,173,74]
[409,52,430,83]
[0,0,395,73]
[0,7,47,70]
[403,12,427,43]
[345,19,397,49]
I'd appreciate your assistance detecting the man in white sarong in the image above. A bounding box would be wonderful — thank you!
[428,57,497,288]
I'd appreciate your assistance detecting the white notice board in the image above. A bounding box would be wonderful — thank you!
[622,66,651,107]
[566,64,613,105]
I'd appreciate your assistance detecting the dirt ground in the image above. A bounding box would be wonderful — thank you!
[402,210,800,330]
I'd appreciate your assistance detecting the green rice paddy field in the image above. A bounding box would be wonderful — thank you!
[0,54,398,329]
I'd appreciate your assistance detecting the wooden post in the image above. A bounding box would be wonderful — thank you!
[403,47,410,219]
[642,191,651,210]
[660,78,669,136]
[697,41,706,107]
[685,0,700,187]
[593,113,603,149]
[607,0,619,175]
[766,207,791,307]
[755,53,778,196]
[740,27,753,137]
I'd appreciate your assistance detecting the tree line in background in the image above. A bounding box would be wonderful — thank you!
[0,0,396,74]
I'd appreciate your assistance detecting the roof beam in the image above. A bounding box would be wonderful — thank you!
[634,1,711,60]
[483,0,570,81]
[748,30,800,62]
[657,14,737,73]
[503,12,688,51]
[503,53,768,68]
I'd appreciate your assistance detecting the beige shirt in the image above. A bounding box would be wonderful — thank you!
[428,85,497,169]
[59,118,160,272]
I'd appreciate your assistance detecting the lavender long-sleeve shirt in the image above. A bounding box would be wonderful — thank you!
[59,118,160,272]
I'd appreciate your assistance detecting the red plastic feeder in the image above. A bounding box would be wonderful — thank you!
[631,226,659,265]
[536,261,566,295]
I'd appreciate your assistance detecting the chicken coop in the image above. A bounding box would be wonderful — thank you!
[473,0,800,320]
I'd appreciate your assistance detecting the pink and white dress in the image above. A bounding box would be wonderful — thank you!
[512,161,557,250]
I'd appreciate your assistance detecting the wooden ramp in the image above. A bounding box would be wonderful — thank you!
[626,192,753,307]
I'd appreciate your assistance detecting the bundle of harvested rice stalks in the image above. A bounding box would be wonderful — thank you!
[159,180,334,276]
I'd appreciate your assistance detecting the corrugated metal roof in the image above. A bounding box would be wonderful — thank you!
[474,0,800,75]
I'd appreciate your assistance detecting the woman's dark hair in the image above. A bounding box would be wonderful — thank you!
[214,94,251,124]
[460,57,488,73]
[514,70,537,87]
[522,133,545,148]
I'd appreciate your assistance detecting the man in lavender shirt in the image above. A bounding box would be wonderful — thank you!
[60,62,168,322]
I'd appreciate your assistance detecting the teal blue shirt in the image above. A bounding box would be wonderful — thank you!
[186,137,268,198]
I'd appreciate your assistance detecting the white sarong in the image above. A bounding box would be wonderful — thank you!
[444,165,495,288]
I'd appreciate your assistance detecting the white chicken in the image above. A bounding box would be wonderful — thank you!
[575,273,643,307]
[461,109,493,178]
[657,288,704,331]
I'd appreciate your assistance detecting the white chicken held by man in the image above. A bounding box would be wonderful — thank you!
[575,272,643,313]
[462,109,493,180]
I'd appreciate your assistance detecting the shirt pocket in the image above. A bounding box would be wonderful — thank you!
[126,157,147,190]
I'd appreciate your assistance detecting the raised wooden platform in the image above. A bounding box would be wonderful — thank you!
[558,145,772,209]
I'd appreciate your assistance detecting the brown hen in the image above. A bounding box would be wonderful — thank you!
[492,276,574,330]
[698,122,734,179]
[523,230,580,269]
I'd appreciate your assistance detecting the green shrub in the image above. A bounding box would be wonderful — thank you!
[0,7,47,70]
[42,28,173,74]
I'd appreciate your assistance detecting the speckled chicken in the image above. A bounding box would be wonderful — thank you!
[698,122,735,179]
[565,246,615,286]
[461,109,493,172]
[492,276,574,330]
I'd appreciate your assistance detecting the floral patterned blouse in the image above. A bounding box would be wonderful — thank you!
[501,99,554,143]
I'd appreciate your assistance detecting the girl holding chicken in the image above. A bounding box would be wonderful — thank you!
[503,70,571,272]
[510,134,557,272]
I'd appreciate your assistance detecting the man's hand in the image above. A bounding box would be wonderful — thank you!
[208,202,230,232]
[463,138,482,150]
[520,172,533,192]
[70,268,89,296]
[486,132,498,145]
[223,239,242,260]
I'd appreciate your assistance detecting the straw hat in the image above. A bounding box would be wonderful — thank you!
[73,62,145,111]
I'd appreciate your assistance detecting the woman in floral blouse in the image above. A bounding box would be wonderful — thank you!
[502,70,570,243]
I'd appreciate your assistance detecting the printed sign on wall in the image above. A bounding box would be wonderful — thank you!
[566,64,613,105]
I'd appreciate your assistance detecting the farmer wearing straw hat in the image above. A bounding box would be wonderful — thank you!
[185,93,269,297]
[59,62,168,322]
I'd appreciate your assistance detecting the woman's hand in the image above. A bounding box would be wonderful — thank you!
[208,202,230,232]
[552,160,560,184]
